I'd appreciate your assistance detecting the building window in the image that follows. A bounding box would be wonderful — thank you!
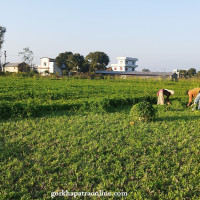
[126,61,128,64]
[44,62,47,66]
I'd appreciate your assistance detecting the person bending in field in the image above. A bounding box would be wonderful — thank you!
[186,88,200,109]
[157,89,174,105]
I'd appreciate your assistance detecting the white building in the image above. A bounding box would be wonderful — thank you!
[2,63,20,72]
[2,62,30,72]
[110,57,138,72]
[35,57,63,75]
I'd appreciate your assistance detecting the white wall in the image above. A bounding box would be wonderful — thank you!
[110,64,125,71]
[34,58,49,75]
[49,62,62,75]
[49,62,54,73]
[40,58,49,68]
[4,66,18,72]
[37,58,62,75]
[111,57,138,71]
[117,59,125,65]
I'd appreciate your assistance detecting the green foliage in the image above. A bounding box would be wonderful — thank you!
[0,77,159,119]
[1,77,200,199]
[179,69,188,78]
[156,100,186,113]
[156,104,171,113]
[187,68,196,77]
[142,68,150,72]
[55,52,88,73]
[68,53,85,72]
[18,62,30,72]
[170,100,185,109]
[85,51,110,71]
[130,101,156,122]
[55,51,73,71]
[81,62,90,72]
[179,68,197,78]
[0,26,6,50]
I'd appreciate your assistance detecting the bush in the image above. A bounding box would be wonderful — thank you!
[0,101,13,119]
[130,101,156,122]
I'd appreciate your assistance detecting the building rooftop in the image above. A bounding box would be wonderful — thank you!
[4,62,23,67]
[40,57,56,62]
[95,71,174,76]
[117,57,138,61]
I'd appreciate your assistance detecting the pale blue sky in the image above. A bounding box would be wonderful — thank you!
[1,0,200,71]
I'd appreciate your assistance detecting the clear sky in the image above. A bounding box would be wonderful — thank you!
[1,0,200,72]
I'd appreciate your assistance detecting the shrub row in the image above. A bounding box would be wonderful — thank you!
[0,95,157,120]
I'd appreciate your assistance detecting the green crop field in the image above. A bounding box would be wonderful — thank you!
[1,76,200,199]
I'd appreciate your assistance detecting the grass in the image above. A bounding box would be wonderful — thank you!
[1,77,200,199]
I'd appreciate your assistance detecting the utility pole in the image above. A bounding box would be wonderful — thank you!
[4,50,6,64]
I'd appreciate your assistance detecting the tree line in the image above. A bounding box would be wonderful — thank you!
[16,49,110,73]
[55,51,110,73]
[178,68,199,78]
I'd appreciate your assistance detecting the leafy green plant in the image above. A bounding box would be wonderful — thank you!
[130,101,156,122]
[156,104,171,113]
[170,100,186,110]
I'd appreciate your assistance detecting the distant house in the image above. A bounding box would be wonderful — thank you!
[2,62,30,72]
[110,57,138,72]
[95,70,178,80]
[34,57,63,75]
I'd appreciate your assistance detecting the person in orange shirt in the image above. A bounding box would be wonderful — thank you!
[186,88,200,107]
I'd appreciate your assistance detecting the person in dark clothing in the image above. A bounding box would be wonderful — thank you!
[157,89,174,105]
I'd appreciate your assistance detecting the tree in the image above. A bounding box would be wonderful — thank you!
[85,51,110,72]
[179,70,188,78]
[68,53,85,72]
[81,62,90,72]
[0,26,6,67]
[142,68,150,72]
[56,52,89,73]
[55,51,73,72]
[18,62,30,72]
[18,47,34,67]
[0,26,6,50]
[187,68,196,77]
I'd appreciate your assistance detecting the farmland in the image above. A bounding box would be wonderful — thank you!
[1,76,200,199]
